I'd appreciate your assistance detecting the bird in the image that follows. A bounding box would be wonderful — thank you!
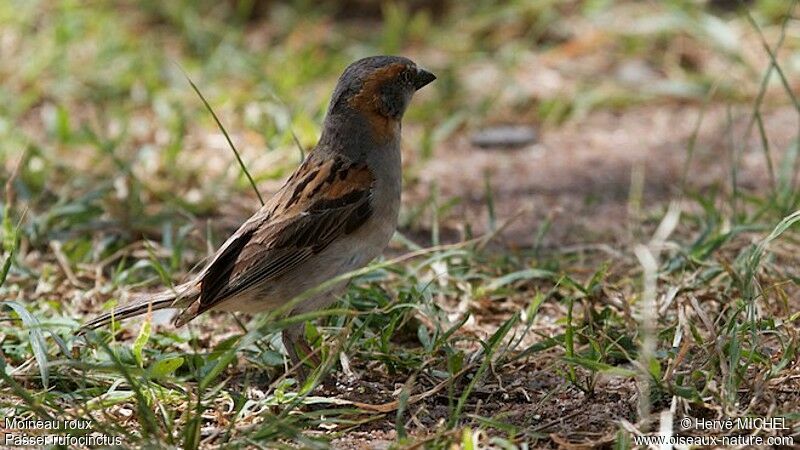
[80,55,436,373]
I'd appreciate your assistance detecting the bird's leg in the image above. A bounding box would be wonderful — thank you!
[282,322,321,381]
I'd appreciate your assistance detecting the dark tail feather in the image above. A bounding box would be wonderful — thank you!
[78,282,198,334]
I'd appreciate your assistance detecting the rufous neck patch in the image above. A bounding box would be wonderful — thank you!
[347,63,406,142]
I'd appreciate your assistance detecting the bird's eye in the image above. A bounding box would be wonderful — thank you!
[400,70,413,84]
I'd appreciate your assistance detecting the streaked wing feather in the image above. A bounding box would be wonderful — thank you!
[199,227,257,305]
[196,154,374,313]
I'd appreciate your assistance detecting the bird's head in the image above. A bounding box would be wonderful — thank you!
[325,56,435,140]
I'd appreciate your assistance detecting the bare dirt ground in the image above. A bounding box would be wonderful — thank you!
[413,103,797,247]
[325,358,638,449]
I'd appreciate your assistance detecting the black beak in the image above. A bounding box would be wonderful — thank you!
[414,67,436,90]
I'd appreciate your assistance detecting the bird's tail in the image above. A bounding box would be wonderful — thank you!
[78,282,199,334]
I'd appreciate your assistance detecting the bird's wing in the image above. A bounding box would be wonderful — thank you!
[195,153,375,313]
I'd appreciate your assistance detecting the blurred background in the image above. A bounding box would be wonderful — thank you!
[2,0,797,251]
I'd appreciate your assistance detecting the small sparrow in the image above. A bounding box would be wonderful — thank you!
[81,56,435,370]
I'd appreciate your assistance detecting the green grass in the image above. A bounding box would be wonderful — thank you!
[2,0,800,448]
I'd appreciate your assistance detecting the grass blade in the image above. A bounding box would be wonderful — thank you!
[177,64,265,206]
[3,301,49,389]
[449,313,518,427]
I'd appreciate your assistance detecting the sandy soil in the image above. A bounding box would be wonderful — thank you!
[411,104,797,248]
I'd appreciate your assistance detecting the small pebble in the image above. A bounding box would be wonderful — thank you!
[470,125,538,149]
